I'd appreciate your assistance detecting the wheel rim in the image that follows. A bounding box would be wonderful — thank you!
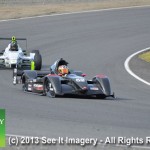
[45,80,55,98]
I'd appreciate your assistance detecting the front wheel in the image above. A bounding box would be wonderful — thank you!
[44,80,56,98]
[34,53,42,70]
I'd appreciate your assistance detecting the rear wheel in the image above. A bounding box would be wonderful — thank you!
[34,53,42,70]
[44,80,56,98]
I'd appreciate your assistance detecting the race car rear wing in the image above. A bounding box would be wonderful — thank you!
[0,37,27,40]
[0,36,27,50]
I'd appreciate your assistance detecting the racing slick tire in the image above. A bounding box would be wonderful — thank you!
[44,79,56,98]
[34,53,42,70]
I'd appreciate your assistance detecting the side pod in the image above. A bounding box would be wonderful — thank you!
[13,68,37,85]
[93,75,111,96]
[44,76,62,95]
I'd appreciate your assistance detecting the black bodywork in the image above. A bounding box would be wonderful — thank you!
[13,58,115,99]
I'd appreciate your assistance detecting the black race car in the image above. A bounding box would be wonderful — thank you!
[13,58,115,99]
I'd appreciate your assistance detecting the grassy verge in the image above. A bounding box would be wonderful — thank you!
[0,0,150,20]
[138,50,150,62]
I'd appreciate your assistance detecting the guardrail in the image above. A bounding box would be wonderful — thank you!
[0,0,102,5]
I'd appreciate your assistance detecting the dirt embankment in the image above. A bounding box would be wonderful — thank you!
[0,0,150,20]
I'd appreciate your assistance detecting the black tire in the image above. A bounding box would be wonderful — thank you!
[34,53,42,70]
[31,50,40,55]
[44,79,56,98]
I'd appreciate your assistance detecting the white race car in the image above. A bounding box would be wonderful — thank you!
[0,36,42,70]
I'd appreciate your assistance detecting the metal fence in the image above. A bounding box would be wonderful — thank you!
[0,0,108,5]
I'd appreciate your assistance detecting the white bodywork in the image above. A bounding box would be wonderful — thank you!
[0,43,35,68]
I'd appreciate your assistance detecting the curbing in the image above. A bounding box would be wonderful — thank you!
[124,47,150,86]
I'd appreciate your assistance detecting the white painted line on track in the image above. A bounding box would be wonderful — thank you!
[0,5,150,22]
[124,47,150,86]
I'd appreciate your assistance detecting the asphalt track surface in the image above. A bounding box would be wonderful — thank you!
[1,6,150,149]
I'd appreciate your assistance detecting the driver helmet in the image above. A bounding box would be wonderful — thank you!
[58,65,69,75]
[10,42,18,51]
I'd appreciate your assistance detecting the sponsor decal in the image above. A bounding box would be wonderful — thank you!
[28,84,32,91]
[90,87,99,90]
[82,87,87,90]
[33,84,43,90]
[0,109,5,147]
[28,87,32,91]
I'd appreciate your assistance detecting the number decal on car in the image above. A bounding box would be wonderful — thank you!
[76,78,85,82]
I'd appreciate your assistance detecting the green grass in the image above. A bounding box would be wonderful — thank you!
[138,50,150,62]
